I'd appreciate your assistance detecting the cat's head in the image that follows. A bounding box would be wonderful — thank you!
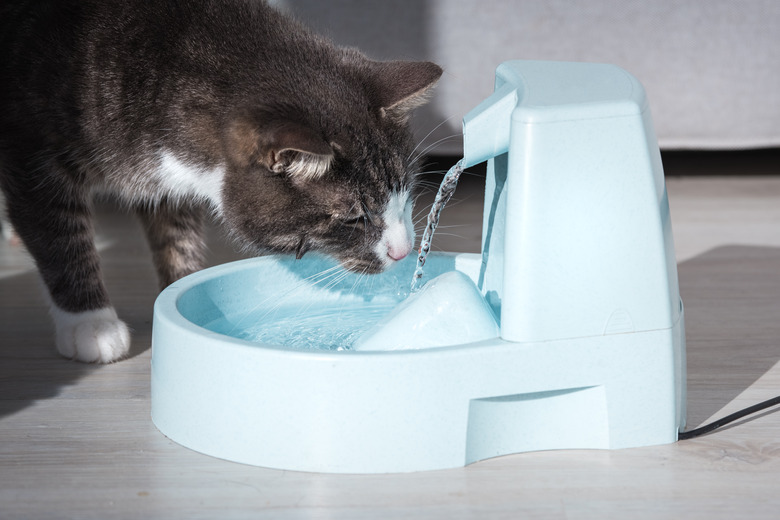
[219,59,442,274]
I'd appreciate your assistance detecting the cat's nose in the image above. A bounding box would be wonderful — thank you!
[386,241,411,261]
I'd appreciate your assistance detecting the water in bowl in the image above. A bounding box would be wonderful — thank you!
[204,298,400,351]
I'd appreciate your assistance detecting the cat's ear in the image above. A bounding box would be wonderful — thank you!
[261,122,334,181]
[226,116,333,181]
[368,61,443,120]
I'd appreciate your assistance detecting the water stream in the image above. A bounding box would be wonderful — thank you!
[410,159,465,292]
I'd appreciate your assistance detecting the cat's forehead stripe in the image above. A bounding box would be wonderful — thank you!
[385,189,410,217]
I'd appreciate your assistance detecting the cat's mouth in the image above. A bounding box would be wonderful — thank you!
[281,236,390,274]
[338,257,387,275]
[337,242,413,275]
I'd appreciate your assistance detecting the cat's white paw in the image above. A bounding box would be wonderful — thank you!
[50,306,131,363]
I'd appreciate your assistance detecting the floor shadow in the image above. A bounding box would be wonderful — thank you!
[677,245,780,428]
[0,208,248,420]
[0,268,92,418]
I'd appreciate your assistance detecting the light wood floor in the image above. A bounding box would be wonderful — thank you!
[2,152,780,519]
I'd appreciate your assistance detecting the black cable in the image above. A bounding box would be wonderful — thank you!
[678,395,780,440]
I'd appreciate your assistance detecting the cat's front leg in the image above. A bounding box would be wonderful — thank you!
[5,183,130,363]
[138,200,206,289]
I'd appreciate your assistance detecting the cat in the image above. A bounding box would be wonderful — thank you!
[0,0,442,363]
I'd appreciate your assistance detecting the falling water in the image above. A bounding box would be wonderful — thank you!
[410,159,465,292]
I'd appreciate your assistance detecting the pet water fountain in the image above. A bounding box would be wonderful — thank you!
[151,60,686,473]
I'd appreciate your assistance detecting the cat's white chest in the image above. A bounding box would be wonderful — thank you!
[155,151,225,210]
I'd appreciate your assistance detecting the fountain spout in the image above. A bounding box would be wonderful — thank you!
[461,82,517,169]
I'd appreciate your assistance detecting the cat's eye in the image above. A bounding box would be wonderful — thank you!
[344,216,363,225]
[336,201,376,227]
[360,202,377,225]
[338,213,365,227]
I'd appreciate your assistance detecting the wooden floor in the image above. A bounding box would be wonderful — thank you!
[2,151,780,519]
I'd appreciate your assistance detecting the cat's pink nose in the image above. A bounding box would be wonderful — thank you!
[387,242,411,261]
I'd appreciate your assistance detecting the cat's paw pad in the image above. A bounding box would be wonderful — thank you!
[51,306,131,363]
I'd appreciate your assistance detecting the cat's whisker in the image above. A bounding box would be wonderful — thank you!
[415,165,450,174]
[282,267,351,318]
[413,206,433,223]
[226,263,346,334]
[347,268,369,296]
[413,175,448,189]
[428,231,467,241]
[430,223,467,231]
[304,266,353,292]
[414,171,449,179]
[435,196,470,209]
[412,192,433,206]
[411,184,441,199]
[414,176,445,185]
[295,263,342,285]
[409,134,462,165]
[321,269,352,292]
[413,182,447,199]
[407,115,459,162]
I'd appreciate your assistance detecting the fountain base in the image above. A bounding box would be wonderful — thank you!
[151,253,684,474]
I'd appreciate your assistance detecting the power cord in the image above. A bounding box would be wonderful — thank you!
[678,395,780,440]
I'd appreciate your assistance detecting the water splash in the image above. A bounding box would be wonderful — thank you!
[411,159,465,292]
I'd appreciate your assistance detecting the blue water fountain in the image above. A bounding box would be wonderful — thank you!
[151,60,686,473]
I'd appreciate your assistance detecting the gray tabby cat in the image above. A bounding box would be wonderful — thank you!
[0,0,442,362]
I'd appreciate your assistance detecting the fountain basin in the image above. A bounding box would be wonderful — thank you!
[151,252,684,474]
